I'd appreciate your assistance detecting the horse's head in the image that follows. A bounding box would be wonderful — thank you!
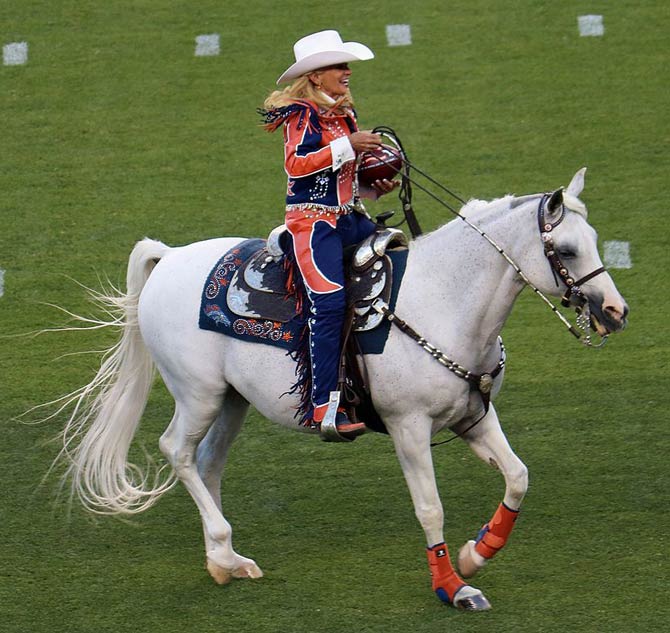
[536,168,629,337]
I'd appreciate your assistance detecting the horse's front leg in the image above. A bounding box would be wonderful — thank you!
[389,418,491,611]
[457,404,528,579]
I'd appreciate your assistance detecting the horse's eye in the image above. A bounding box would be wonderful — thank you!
[558,248,576,259]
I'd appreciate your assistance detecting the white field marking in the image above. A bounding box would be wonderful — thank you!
[0,269,5,297]
[386,24,412,47]
[603,241,632,269]
[195,34,220,57]
[578,15,604,37]
[3,41,28,65]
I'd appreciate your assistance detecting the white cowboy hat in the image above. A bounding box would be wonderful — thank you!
[276,30,374,84]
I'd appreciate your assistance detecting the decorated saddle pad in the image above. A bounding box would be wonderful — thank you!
[199,238,303,350]
[198,238,408,354]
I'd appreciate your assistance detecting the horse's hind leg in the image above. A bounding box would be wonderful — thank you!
[159,389,262,585]
[457,404,528,578]
[195,387,263,584]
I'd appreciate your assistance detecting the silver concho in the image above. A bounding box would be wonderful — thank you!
[479,373,493,394]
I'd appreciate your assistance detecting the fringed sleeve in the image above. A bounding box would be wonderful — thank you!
[257,100,313,133]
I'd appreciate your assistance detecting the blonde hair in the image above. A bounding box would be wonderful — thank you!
[263,75,354,112]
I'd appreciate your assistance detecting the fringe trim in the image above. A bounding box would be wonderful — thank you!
[285,203,353,215]
[258,100,316,133]
[280,249,313,426]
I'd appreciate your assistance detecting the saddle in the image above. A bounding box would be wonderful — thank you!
[224,221,409,439]
[226,224,408,333]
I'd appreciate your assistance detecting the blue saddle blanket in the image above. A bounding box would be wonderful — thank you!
[198,238,408,355]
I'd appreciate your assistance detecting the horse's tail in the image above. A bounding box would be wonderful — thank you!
[56,238,177,515]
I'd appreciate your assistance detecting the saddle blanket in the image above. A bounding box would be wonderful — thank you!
[198,238,408,355]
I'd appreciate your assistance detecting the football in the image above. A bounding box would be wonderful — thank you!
[358,144,403,186]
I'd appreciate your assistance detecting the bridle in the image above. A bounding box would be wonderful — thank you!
[365,131,613,445]
[537,192,608,309]
[372,127,611,348]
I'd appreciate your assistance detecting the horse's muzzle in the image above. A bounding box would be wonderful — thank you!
[589,298,629,335]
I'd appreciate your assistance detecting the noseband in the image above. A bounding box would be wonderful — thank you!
[538,194,607,308]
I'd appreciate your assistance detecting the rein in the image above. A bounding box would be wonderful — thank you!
[363,129,610,444]
[373,128,609,348]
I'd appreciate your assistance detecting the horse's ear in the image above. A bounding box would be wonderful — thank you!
[566,167,586,197]
[546,187,564,217]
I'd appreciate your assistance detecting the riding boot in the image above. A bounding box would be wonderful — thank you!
[312,403,366,441]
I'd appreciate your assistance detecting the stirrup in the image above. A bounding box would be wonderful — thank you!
[319,391,369,443]
[320,392,350,442]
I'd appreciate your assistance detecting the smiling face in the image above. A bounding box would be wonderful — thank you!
[309,63,351,99]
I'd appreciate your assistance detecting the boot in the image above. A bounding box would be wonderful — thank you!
[332,408,366,440]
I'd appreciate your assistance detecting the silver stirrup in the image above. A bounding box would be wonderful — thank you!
[320,391,350,442]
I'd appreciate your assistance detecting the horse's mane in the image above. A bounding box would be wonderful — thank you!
[459,195,516,219]
[461,192,587,219]
[409,196,515,248]
[563,193,588,218]
[410,191,588,247]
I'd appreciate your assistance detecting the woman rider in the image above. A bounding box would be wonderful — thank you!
[261,30,399,439]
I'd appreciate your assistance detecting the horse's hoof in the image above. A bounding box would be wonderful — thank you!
[206,556,264,584]
[206,559,233,585]
[232,561,264,580]
[457,540,486,579]
[453,585,492,611]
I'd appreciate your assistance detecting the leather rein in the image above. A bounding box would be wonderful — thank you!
[366,130,611,442]
[374,128,611,347]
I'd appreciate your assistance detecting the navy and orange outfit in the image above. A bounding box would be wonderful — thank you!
[263,99,376,426]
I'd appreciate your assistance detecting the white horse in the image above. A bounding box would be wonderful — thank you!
[55,169,627,611]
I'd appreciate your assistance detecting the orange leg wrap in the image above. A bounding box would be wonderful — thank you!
[474,502,519,559]
[426,543,466,604]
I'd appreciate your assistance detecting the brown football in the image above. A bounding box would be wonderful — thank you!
[358,144,403,186]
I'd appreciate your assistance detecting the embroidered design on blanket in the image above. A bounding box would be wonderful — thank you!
[199,238,303,350]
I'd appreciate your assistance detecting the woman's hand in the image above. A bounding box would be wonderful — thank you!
[349,131,383,152]
[372,178,401,196]
[359,178,401,200]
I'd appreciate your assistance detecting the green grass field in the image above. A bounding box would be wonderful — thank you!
[1,1,668,631]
